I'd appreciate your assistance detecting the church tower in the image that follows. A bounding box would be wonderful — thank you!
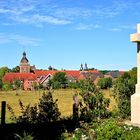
[20,52,30,73]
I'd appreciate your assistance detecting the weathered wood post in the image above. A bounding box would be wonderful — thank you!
[73,94,79,120]
[1,101,6,125]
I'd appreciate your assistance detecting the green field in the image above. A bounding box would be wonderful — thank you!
[0,89,116,123]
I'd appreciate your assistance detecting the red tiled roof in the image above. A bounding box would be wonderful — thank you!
[3,73,37,82]
[3,70,100,83]
[34,70,99,78]
[63,70,81,78]
[34,70,57,77]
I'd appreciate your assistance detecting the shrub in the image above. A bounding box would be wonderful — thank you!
[95,119,123,140]
[112,72,135,118]
[8,91,61,124]
[51,72,68,89]
[97,77,112,89]
[2,82,13,91]
[38,91,61,123]
[15,131,34,140]
[79,80,110,122]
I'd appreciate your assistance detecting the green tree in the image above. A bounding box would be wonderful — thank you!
[0,67,11,79]
[38,91,61,123]
[51,72,68,89]
[8,91,61,124]
[2,82,13,91]
[11,66,20,73]
[79,80,110,122]
[13,79,21,89]
[129,67,137,84]
[112,72,135,118]
[97,77,113,89]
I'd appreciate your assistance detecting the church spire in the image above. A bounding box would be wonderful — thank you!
[20,52,30,73]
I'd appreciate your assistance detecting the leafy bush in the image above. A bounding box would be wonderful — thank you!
[15,131,34,140]
[96,119,140,140]
[61,119,140,140]
[97,77,112,89]
[112,72,135,118]
[2,82,13,91]
[96,119,123,140]
[8,91,61,124]
[79,80,110,122]
[38,91,61,123]
[51,72,68,89]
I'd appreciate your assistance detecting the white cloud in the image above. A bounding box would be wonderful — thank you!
[0,33,40,47]
[0,0,139,28]
[76,23,101,30]
[108,28,122,32]
[10,14,71,26]
[108,24,136,32]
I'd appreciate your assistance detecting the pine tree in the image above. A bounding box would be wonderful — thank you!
[38,91,61,123]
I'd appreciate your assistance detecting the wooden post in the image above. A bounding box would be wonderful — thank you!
[1,101,6,125]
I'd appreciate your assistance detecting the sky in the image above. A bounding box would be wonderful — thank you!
[0,0,139,70]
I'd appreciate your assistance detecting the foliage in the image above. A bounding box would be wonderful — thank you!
[97,77,113,89]
[99,70,110,75]
[17,99,38,124]
[11,66,20,73]
[129,67,137,84]
[96,119,123,140]
[51,72,68,89]
[68,81,79,89]
[62,118,140,140]
[61,122,95,140]
[79,79,110,122]
[95,118,140,140]
[13,79,22,90]
[15,131,34,140]
[2,82,13,91]
[112,72,135,118]
[0,66,11,79]
[38,91,61,123]
[8,91,61,124]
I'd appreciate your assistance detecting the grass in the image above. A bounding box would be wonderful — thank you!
[0,89,116,123]
[0,89,78,123]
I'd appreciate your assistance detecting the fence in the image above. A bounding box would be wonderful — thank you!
[0,101,6,125]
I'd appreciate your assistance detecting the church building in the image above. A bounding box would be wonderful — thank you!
[20,52,30,73]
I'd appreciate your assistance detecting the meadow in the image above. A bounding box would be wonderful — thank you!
[0,89,116,123]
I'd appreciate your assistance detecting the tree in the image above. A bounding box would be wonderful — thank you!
[79,80,110,122]
[13,79,22,95]
[13,79,21,89]
[0,67,11,79]
[48,66,57,70]
[97,77,112,89]
[11,66,20,73]
[112,72,135,118]
[129,67,137,84]
[38,92,61,123]
[51,72,68,89]
[2,82,13,91]
[8,91,61,124]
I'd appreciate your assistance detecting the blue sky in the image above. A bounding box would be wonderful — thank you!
[0,0,139,70]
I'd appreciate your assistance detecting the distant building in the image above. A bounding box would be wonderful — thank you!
[20,52,30,73]
[3,52,114,90]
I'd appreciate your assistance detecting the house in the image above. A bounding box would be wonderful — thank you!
[2,52,103,90]
[104,71,126,79]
